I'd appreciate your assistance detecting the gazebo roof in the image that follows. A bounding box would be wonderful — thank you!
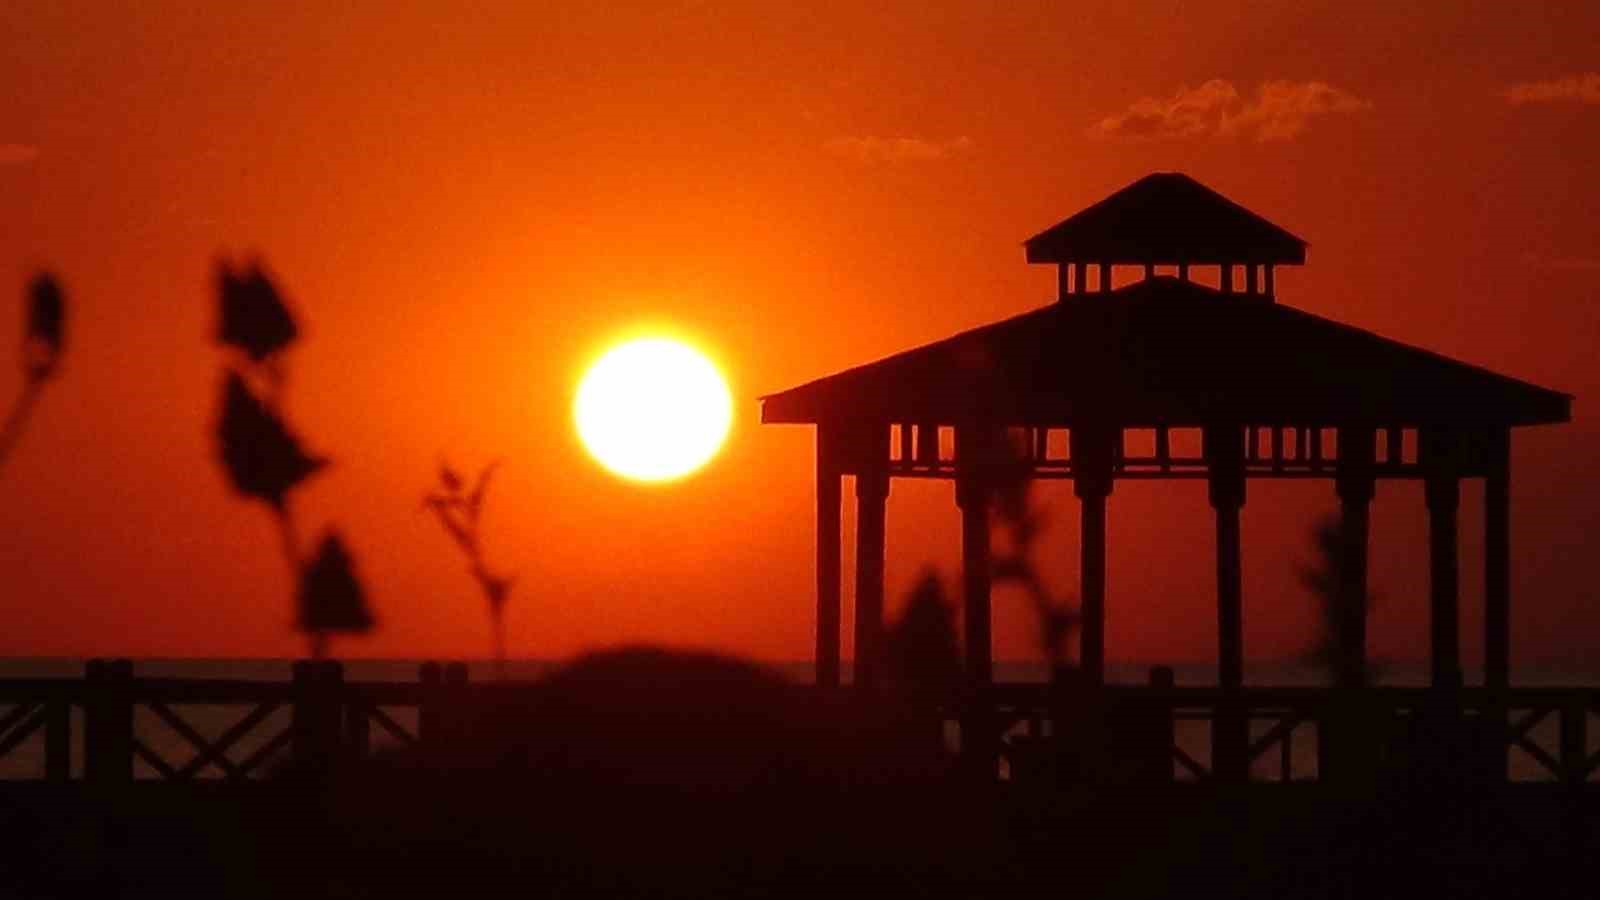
[1024,173,1307,266]
[760,276,1569,428]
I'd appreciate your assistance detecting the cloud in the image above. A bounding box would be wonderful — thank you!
[824,135,974,164]
[1522,252,1600,272]
[1088,79,1370,142]
[0,143,40,165]
[1501,73,1600,105]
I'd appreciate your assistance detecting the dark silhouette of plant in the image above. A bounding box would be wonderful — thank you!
[216,371,326,510]
[880,570,963,701]
[212,259,372,659]
[0,274,67,469]
[297,532,374,659]
[1299,513,1380,686]
[424,460,515,676]
[990,434,1082,668]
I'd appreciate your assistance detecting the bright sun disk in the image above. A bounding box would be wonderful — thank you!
[574,337,733,483]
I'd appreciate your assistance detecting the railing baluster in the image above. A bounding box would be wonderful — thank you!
[46,698,69,781]
[1562,698,1588,786]
[1281,718,1293,781]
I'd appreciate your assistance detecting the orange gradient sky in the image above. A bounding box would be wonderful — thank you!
[1,2,1597,669]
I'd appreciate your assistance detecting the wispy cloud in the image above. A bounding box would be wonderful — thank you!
[824,135,974,164]
[0,143,40,165]
[1522,252,1600,272]
[1088,79,1370,142]
[1501,73,1600,105]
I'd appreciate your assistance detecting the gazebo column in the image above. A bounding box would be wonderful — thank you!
[957,475,993,686]
[1484,428,1511,690]
[1334,426,1375,687]
[1319,428,1376,784]
[1074,426,1116,685]
[956,466,998,778]
[1422,429,1462,690]
[853,460,890,692]
[1205,425,1248,781]
[814,426,843,689]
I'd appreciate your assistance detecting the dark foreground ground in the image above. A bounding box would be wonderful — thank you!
[3,780,1596,899]
[2,648,1596,898]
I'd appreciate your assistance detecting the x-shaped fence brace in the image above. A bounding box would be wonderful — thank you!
[129,698,420,781]
[0,703,49,761]
[134,701,291,781]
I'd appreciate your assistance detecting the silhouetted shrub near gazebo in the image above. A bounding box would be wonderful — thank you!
[212,260,374,658]
[1299,513,1382,685]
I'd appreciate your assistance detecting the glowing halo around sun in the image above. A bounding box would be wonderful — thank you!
[574,337,733,483]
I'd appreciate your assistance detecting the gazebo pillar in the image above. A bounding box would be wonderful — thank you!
[815,426,843,689]
[957,475,993,686]
[1074,426,1117,685]
[1422,429,1462,690]
[1206,425,1247,690]
[1205,425,1248,781]
[1335,426,1376,686]
[853,459,890,692]
[1484,428,1512,690]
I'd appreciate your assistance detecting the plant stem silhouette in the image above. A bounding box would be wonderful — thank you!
[990,434,1082,668]
[212,259,372,659]
[0,274,66,472]
[425,461,515,677]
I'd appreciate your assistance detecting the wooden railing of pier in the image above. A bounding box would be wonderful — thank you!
[0,660,1596,786]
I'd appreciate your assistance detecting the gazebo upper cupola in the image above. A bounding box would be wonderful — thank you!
[1025,172,1307,300]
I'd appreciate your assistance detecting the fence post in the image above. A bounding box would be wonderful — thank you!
[418,662,443,760]
[83,659,102,781]
[45,695,70,781]
[1144,665,1178,782]
[1212,696,1249,783]
[1318,688,1381,786]
[443,662,470,754]
[85,658,133,784]
[344,686,371,762]
[1561,697,1588,788]
[292,660,344,766]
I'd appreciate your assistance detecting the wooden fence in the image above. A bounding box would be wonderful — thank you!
[1,660,1596,786]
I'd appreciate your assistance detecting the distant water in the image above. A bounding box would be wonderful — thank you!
[1,656,1597,686]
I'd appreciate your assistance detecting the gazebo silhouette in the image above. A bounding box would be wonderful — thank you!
[762,173,1570,707]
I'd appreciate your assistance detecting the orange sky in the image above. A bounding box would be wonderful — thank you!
[1,2,1597,671]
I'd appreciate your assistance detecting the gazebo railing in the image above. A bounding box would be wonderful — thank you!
[0,660,450,782]
[884,424,1430,481]
[3,662,1596,787]
[980,682,1600,786]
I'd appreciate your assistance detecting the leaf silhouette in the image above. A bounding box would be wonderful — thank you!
[24,273,65,381]
[467,460,500,520]
[297,531,375,633]
[216,260,297,362]
[484,574,514,610]
[216,372,327,507]
[438,461,463,493]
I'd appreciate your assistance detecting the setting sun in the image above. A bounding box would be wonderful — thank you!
[574,337,733,483]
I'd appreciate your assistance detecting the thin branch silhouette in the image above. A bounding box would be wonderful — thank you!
[0,274,67,471]
[991,434,1082,668]
[425,460,515,677]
